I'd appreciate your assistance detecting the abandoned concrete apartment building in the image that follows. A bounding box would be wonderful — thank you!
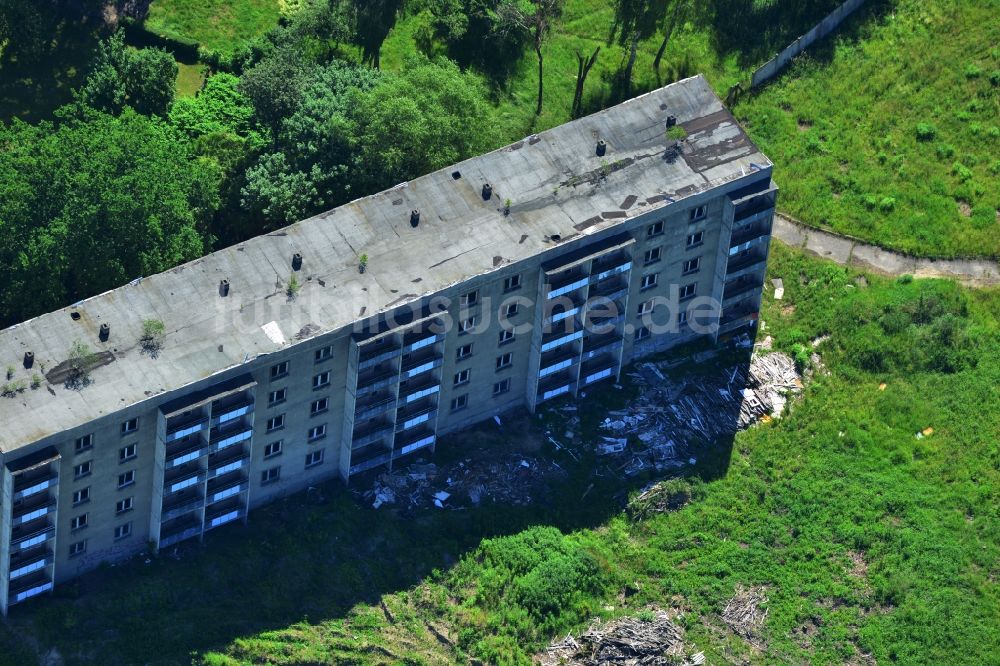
[0,75,775,615]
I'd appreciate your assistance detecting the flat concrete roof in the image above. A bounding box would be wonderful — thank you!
[0,75,771,453]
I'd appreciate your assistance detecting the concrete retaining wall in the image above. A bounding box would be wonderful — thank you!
[751,0,867,88]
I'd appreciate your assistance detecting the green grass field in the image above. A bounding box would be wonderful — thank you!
[145,0,283,56]
[734,0,1000,258]
[1,245,997,665]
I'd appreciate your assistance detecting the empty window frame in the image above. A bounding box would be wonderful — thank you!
[503,274,522,292]
[312,371,331,390]
[682,257,700,275]
[270,361,290,380]
[496,352,513,370]
[263,441,283,459]
[305,450,325,468]
[310,397,329,416]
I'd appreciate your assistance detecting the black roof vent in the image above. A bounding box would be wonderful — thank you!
[70,311,81,321]
[596,140,607,156]
[99,323,110,342]
[482,183,493,200]
[451,170,462,180]
[410,209,420,227]
[23,351,34,369]
[220,279,230,297]
[666,115,677,128]
[292,252,303,271]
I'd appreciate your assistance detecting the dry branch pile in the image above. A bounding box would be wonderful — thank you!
[538,609,704,666]
[722,585,769,648]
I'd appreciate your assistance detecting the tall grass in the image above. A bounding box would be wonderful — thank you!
[736,0,1000,258]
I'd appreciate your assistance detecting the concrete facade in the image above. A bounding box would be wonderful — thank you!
[0,75,776,615]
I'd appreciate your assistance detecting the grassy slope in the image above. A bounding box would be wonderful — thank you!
[145,0,282,56]
[735,0,1000,258]
[1,246,997,665]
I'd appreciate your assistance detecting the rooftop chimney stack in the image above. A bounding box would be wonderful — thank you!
[23,351,34,369]
[220,279,230,297]
[596,140,607,157]
[482,183,493,200]
[292,253,303,271]
[99,323,110,342]
[410,209,420,228]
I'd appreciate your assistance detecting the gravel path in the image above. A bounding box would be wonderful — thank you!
[772,214,1000,286]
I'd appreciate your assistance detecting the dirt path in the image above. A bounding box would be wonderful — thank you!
[772,214,1000,286]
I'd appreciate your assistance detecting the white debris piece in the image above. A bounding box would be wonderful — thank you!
[771,277,785,300]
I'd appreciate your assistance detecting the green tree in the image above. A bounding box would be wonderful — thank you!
[609,0,666,95]
[495,0,564,114]
[347,55,502,192]
[78,32,178,116]
[170,73,258,140]
[419,0,530,83]
[238,46,312,130]
[653,0,694,73]
[241,61,379,226]
[352,0,404,68]
[0,109,220,326]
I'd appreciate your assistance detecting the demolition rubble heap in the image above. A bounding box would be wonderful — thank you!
[363,455,565,511]
[538,609,705,666]
[593,351,802,476]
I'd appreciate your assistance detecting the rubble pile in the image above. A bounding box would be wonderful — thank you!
[722,585,769,648]
[593,352,802,476]
[538,609,704,666]
[627,480,693,519]
[363,455,565,511]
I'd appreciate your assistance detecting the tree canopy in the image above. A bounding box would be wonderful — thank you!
[0,109,220,325]
[77,32,178,117]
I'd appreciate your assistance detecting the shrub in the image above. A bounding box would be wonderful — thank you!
[915,123,937,141]
[66,340,98,388]
[935,143,955,159]
[964,63,983,79]
[286,274,301,299]
[951,162,973,181]
[665,125,687,142]
[140,319,166,357]
[878,196,897,213]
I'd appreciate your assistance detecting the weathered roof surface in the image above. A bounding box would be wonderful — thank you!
[0,75,770,452]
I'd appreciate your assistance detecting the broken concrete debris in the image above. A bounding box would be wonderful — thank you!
[363,455,565,511]
[538,608,705,666]
[591,352,803,476]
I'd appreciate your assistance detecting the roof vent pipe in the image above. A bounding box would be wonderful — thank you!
[23,351,34,369]
[482,183,493,200]
[666,115,677,128]
[220,279,230,297]
[596,140,607,157]
[99,323,110,342]
[410,209,420,227]
[292,253,303,271]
